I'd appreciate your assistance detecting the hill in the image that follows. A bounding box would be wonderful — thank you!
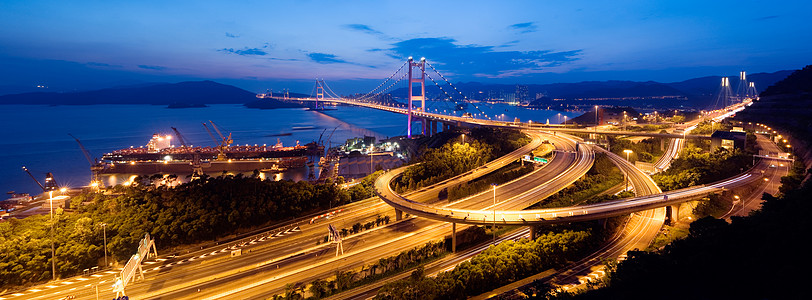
[0,80,260,105]
[389,70,792,110]
[736,65,812,164]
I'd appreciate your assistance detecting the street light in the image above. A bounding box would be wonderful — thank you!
[623,150,633,191]
[49,190,56,281]
[491,183,498,245]
[595,105,599,132]
[100,223,108,267]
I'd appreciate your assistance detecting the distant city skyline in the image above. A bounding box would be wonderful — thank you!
[1,0,810,95]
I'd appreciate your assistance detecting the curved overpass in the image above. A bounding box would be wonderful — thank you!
[374,145,759,226]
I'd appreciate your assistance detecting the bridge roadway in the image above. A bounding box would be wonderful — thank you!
[12,130,586,300]
[294,97,711,140]
[375,143,758,226]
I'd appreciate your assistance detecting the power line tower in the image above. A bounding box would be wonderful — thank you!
[407,57,426,138]
[328,224,344,256]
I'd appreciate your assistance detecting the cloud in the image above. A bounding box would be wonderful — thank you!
[497,40,520,48]
[225,32,240,38]
[386,37,580,78]
[86,62,121,68]
[137,65,167,71]
[268,57,301,62]
[308,52,348,64]
[219,46,269,56]
[344,24,383,35]
[509,22,538,34]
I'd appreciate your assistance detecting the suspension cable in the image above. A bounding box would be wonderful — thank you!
[425,62,486,115]
[358,61,408,100]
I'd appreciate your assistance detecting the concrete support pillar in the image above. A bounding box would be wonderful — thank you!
[431,120,438,136]
[452,222,457,253]
[396,209,403,221]
[668,204,680,224]
[661,138,666,151]
[421,118,427,136]
[529,225,538,240]
[443,123,453,132]
[599,218,608,229]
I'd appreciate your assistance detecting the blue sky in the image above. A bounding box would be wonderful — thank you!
[1,0,810,94]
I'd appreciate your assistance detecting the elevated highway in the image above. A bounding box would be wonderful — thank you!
[374,145,759,226]
[291,97,711,140]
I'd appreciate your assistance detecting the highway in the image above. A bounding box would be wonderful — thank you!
[296,97,711,140]
[8,130,589,300]
[329,138,671,300]
[3,100,760,300]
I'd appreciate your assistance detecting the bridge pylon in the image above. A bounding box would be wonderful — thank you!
[407,57,426,138]
[315,80,325,110]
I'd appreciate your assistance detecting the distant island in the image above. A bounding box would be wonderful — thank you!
[0,80,259,106]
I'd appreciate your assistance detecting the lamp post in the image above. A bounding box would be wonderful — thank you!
[595,105,599,132]
[623,149,633,191]
[563,116,568,125]
[491,183,497,245]
[100,223,108,267]
[49,190,56,281]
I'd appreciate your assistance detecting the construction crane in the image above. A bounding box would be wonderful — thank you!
[68,134,104,188]
[202,123,219,146]
[324,126,339,158]
[207,121,233,160]
[317,128,327,146]
[22,166,59,191]
[170,127,189,148]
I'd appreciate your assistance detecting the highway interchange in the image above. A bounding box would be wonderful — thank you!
[3,100,786,300]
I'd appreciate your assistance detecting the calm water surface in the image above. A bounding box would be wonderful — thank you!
[1,103,580,195]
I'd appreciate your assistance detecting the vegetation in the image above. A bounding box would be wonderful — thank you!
[608,136,664,163]
[0,173,364,287]
[375,229,597,299]
[346,170,384,201]
[532,153,626,208]
[394,128,530,192]
[557,163,811,300]
[653,146,752,191]
[273,241,447,300]
[690,119,732,135]
[447,163,535,201]
[614,124,670,132]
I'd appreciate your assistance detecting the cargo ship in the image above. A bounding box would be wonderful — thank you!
[100,133,309,175]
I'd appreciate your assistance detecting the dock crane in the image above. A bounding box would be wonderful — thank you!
[316,128,327,146]
[324,126,339,158]
[22,166,58,191]
[203,121,233,160]
[202,123,219,145]
[68,134,105,189]
[170,127,189,148]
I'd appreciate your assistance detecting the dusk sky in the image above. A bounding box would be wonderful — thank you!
[1,0,810,94]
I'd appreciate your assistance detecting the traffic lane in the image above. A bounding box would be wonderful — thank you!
[169,218,455,300]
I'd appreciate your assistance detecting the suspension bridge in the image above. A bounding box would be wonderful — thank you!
[279,57,727,140]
